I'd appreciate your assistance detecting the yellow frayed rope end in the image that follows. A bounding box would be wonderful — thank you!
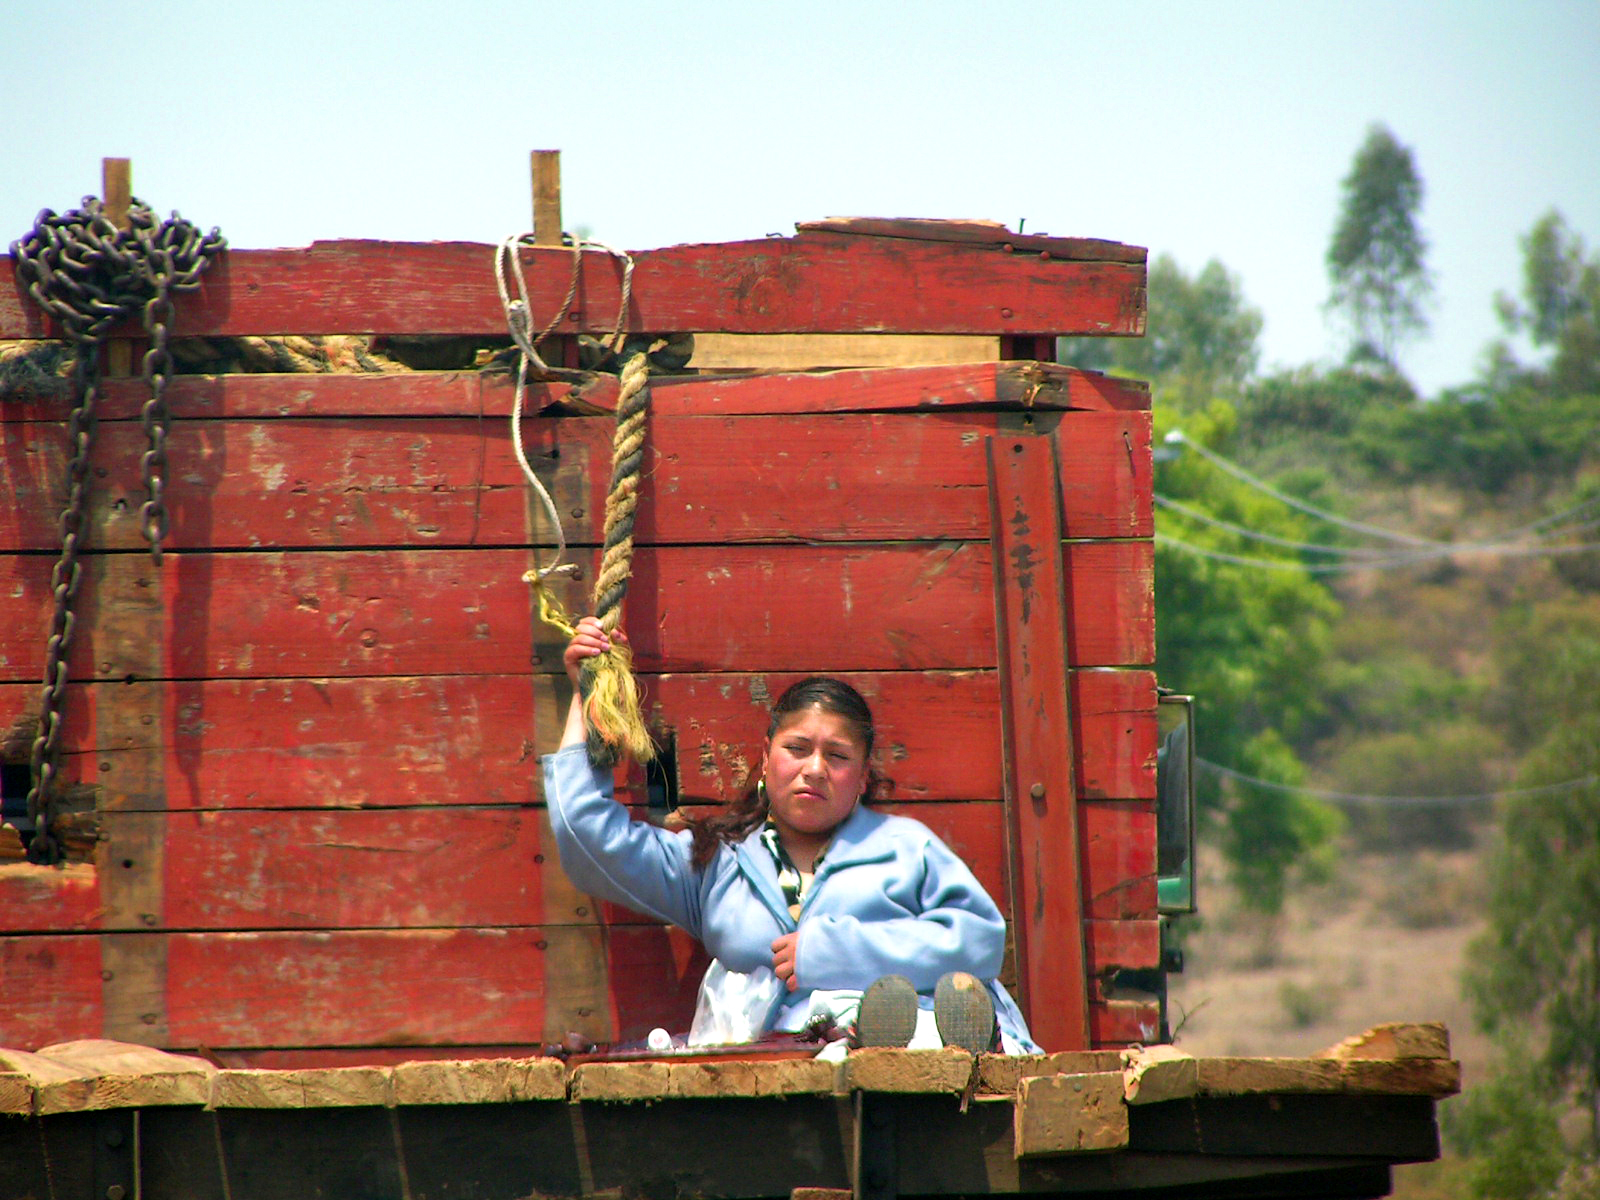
[525,568,656,768]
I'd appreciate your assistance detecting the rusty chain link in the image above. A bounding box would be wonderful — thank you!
[10,196,224,864]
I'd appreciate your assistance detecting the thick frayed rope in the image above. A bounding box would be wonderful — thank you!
[498,235,654,766]
[578,349,654,766]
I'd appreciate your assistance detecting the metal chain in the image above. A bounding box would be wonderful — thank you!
[9,196,224,864]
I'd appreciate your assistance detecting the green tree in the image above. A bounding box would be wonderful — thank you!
[1326,124,1432,368]
[1153,402,1343,911]
[1493,209,1600,396]
[1060,254,1262,407]
[1466,598,1600,1158]
[1444,1047,1570,1200]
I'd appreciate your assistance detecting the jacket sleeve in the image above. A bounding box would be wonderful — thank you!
[541,743,703,936]
[794,833,1006,993]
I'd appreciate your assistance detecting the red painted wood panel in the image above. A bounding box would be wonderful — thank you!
[988,434,1090,1051]
[1084,919,1161,973]
[0,362,1149,424]
[159,926,701,1048]
[4,234,1146,340]
[1082,800,1159,920]
[0,669,1150,816]
[0,864,103,932]
[0,923,1156,1053]
[0,542,1152,684]
[0,798,1152,935]
[0,935,103,1049]
[1089,998,1163,1047]
[0,410,1151,552]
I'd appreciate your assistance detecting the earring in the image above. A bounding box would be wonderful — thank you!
[757,779,768,805]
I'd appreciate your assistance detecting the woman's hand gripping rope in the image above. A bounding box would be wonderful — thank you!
[554,614,653,765]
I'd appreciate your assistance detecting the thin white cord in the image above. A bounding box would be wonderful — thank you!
[1197,756,1598,807]
[495,234,637,582]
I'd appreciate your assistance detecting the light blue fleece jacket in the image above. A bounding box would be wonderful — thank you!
[542,743,1040,1052]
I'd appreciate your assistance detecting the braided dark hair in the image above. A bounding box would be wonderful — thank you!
[687,677,883,867]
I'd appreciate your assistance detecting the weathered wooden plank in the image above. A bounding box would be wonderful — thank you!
[1317,1022,1451,1061]
[846,1047,975,1094]
[688,332,1000,370]
[391,1055,566,1104]
[0,935,103,1048]
[21,1040,214,1114]
[0,799,1149,945]
[160,926,701,1048]
[0,1071,28,1114]
[1013,1072,1129,1156]
[1339,1058,1461,1097]
[1084,919,1160,972]
[1122,1045,1200,1105]
[0,927,700,1051]
[4,233,1147,339]
[0,408,1151,552]
[0,863,102,931]
[0,542,1153,683]
[1,361,1149,423]
[1089,999,1162,1047]
[211,1066,392,1108]
[1081,800,1159,919]
[989,433,1089,1052]
[796,218,1147,264]
[0,669,1153,814]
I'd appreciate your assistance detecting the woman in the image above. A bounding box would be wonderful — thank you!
[542,617,1040,1054]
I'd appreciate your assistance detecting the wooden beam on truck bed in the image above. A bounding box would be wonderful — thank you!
[2,228,1146,340]
[0,1032,1457,1199]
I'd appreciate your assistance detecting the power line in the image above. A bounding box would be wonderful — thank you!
[1163,431,1439,546]
[1157,533,1600,571]
[1156,531,1600,574]
[1164,429,1600,550]
[1155,494,1392,558]
[1196,757,1599,807]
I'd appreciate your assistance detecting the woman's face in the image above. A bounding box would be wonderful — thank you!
[761,705,869,843]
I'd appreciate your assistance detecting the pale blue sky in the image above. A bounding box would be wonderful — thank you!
[5,0,1596,394]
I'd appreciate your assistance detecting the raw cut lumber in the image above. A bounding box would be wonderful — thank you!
[1,1039,214,1114]
[211,1065,392,1108]
[391,1056,565,1105]
[1316,1022,1451,1061]
[1013,1072,1128,1156]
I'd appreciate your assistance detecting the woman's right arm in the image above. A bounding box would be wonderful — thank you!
[542,618,704,934]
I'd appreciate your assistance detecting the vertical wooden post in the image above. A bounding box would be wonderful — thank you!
[987,431,1091,1051]
[529,150,579,366]
[532,150,562,246]
[102,157,132,228]
[102,157,135,377]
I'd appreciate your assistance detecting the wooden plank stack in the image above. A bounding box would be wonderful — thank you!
[2,214,1156,1060]
[0,1024,1460,1198]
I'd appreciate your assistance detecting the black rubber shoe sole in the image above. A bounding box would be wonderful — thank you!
[934,972,996,1054]
[856,975,919,1048]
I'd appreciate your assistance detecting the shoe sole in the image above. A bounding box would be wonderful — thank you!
[856,975,919,1048]
[934,972,995,1054]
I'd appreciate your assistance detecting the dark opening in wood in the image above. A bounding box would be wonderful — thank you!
[646,731,680,814]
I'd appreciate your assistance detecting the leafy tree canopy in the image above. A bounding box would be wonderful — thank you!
[1465,597,1600,1157]
[1326,123,1432,368]
[1492,208,1600,396]
[1153,401,1343,911]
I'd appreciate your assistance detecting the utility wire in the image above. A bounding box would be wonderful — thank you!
[1157,532,1600,574]
[1154,494,1391,558]
[1163,431,1439,546]
[1197,757,1599,807]
[1164,429,1600,551]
